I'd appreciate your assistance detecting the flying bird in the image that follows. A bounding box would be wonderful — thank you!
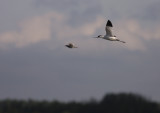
[65,43,78,48]
[94,20,126,43]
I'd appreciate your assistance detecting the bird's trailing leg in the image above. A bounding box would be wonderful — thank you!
[119,40,126,43]
[116,39,126,43]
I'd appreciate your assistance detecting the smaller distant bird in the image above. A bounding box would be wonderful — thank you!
[94,20,126,43]
[65,43,78,48]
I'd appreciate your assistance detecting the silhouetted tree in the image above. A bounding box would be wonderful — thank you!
[100,93,160,113]
[0,93,160,113]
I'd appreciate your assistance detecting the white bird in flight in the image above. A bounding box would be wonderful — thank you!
[65,43,78,48]
[94,20,126,43]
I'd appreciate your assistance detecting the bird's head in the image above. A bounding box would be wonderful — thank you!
[94,35,103,38]
[98,35,102,37]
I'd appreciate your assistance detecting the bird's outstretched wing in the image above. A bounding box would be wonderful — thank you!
[105,20,113,36]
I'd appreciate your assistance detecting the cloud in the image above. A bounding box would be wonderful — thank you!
[35,0,100,10]
[35,0,103,27]
[144,1,160,20]
[1,8,160,51]
[115,19,160,51]
[0,17,50,48]
[49,14,106,52]
[57,17,104,38]
[0,11,105,50]
[0,12,65,48]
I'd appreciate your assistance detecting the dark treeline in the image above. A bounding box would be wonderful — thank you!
[0,93,160,113]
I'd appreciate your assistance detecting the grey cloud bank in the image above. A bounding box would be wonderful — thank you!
[0,0,160,102]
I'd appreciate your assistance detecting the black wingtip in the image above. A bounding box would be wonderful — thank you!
[106,20,113,27]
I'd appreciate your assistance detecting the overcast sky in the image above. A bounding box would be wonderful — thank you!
[0,0,160,102]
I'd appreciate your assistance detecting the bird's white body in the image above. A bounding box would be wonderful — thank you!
[94,20,125,43]
[104,35,118,41]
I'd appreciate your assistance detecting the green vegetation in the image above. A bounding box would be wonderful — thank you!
[0,93,160,113]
